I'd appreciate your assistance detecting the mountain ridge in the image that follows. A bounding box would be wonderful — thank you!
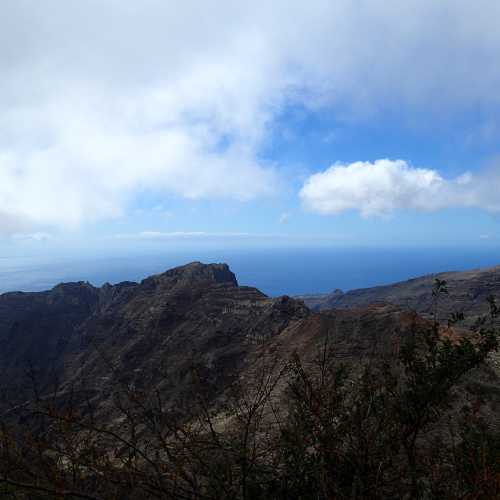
[301,263,500,324]
[2,261,499,420]
[0,262,308,414]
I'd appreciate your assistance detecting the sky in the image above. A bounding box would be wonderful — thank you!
[2,0,500,261]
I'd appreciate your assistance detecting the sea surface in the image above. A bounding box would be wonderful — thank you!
[1,247,500,297]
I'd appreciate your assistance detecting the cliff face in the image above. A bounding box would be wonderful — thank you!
[0,281,101,393]
[302,265,500,325]
[0,262,309,411]
[61,262,311,415]
[1,262,498,421]
[1,262,499,500]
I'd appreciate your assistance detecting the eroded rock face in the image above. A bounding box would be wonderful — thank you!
[0,281,101,395]
[303,265,500,325]
[0,263,309,411]
[1,261,498,423]
[63,265,309,410]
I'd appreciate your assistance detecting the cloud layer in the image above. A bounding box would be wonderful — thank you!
[111,231,253,240]
[2,1,500,231]
[300,159,500,217]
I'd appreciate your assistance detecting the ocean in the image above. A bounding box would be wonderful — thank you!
[1,247,500,297]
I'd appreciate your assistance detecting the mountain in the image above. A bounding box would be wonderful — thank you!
[0,262,305,409]
[0,262,442,413]
[301,264,500,325]
[1,262,499,499]
[1,261,499,418]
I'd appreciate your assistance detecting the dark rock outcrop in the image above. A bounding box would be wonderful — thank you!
[1,261,498,423]
[0,281,100,394]
[0,262,308,413]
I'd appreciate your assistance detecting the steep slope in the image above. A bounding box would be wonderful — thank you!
[302,264,500,324]
[0,262,309,411]
[1,262,499,500]
[0,281,101,396]
[59,262,310,416]
[1,261,498,424]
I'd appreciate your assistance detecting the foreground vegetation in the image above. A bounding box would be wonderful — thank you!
[1,281,499,499]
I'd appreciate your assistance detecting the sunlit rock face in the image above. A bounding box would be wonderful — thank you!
[303,265,500,325]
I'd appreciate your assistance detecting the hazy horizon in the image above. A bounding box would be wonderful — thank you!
[2,246,500,297]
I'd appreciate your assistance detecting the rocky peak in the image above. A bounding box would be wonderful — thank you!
[98,281,138,309]
[51,281,96,294]
[46,281,100,308]
[271,295,310,319]
[141,262,238,289]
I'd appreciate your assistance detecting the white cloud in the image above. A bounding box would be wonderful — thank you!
[11,232,52,242]
[300,159,500,217]
[111,231,253,240]
[2,1,500,231]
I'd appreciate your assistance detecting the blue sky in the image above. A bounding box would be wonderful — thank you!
[2,0,500,261]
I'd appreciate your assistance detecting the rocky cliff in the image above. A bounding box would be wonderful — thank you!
[0,262,309,411]
[0,263,421,410]
[1,262,499,500]
[1,262,498,421]
[302,264,500,325]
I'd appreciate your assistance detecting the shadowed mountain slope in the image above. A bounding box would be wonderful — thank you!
[0,262,308,411]
[0,262,498,424]
[0,262,499,500]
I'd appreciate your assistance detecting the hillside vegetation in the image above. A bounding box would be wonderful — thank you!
[0,264,499,499]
